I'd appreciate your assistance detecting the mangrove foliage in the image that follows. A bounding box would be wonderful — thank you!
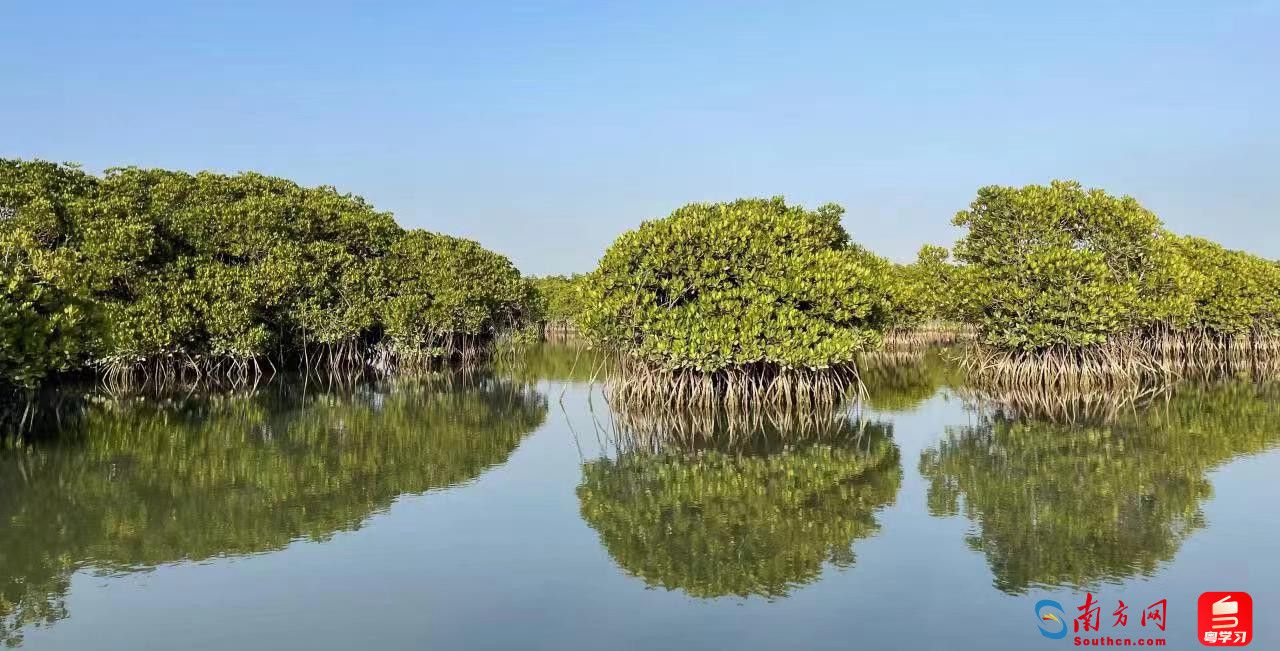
[8,160,1280,400]
[526,274,588,336]
[950,180,1280,384]
[580,197,893,404]
[0,159,536,391]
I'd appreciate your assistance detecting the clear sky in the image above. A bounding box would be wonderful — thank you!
[3,1,1276,275]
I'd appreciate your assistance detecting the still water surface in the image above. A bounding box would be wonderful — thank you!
[2,344,1277,650]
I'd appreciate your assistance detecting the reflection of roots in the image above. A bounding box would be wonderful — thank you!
[857,348,930,367]
[601,359,863,411]
[603,397,882,455]
[95,362,490,409]
[0,389,89,442]
[95,341,493,395]
[954,384,1171,424]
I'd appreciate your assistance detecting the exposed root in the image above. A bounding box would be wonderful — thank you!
[1142,327,1280,376]
[960,328,1280,392]
[540,321,582,340]
[959,340,1174,392]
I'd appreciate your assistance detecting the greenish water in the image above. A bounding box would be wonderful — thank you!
[2,345,1277,650]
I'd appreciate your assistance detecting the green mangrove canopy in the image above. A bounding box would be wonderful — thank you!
[883,245,959,332]
[950,180,1166,351]
[580,197,892,372]
[0,160,99,389]
[949,179,1280,355]
[525,274,588,331]
[379,230,532,358]
[0,158,535,388]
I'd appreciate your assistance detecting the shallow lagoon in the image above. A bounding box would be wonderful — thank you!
[2,344,1277,650]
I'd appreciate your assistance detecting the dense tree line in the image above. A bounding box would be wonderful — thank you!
[525,273,587,335]
[7,160,1277,394]
[950,180,1280,356]
[568,196,961,378]
[0,159,535,391]
[576,183,1279,390]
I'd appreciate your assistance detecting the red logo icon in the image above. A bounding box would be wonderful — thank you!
[1198,592,1252,646]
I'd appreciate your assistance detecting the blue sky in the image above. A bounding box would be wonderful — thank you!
[3,1,1276,275]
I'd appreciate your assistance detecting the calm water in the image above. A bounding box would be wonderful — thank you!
[2,345,1277,650]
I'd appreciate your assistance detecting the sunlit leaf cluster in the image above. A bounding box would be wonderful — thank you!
[949,180,1280,352]
[580,197,892,372]
[0,160,99,389]
[0,159,534,387]
[525,274,588,330]
[883,245,960,331]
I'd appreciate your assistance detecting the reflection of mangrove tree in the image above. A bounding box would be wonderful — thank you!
[494,341,609,385]
[857,349,960,413]
[919,381,1280,594]
[578,416,901,599]
[0,376,546,646]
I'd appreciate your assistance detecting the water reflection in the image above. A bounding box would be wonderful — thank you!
[577,404,901,599]
[919,381,1280,594]
[0,374,547,647]
[5,341,1279,648]
[495,342,609,384]
[858,348,962,412]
